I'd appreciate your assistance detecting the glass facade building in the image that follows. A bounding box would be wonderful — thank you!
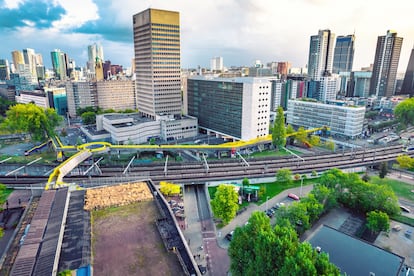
[333,35,355,74]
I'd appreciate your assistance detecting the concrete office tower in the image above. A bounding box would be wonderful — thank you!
[88,43,104,73]
[400,46,414,96]
[51,49,68,80]
[0,59,10,80]
[96,80,136,111]
[133,8,182,119]
[65,81,98,117]
[348,71,372,97]
[370,30,403,97]
[22,48,38,81]
[11,50,24,70]
[308,29,336,80]
[333,34,355,74]
[210,56,224,71]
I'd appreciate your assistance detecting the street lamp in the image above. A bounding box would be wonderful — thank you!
[265,196,270,210]
[300,175,304,197]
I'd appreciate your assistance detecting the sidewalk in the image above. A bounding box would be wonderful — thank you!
[217,184,314,249]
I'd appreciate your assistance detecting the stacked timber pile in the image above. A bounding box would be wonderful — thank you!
[84,182,153,210]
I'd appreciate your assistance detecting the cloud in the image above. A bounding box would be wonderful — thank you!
[0,0,66,29]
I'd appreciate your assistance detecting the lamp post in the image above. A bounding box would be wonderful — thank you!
[265,196,270,210]
[300,175,304,197]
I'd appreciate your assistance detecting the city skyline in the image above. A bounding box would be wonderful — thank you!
[0,0,413,72]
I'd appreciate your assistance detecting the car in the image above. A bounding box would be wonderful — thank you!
[400,205,411,213]
[264,210,274,218]
[225,231,234,241]
[288,193,300,201]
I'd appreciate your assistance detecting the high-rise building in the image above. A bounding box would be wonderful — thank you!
[277,62,291,79]
[51,49,68,80]
[348,71,372,97]
[87,43,104,73]
[65,81,98,117]
[370,30,403,97]
[333,34,355,74]
[133,8,182,118]
[210,57,223,71]
[96,80,136,111]
[307,29,335,80]
[22,48,38,81]
[11,50,24,70]
[400,46,414,96]
[0,59,10,80]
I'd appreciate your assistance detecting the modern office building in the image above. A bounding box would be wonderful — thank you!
[96,80,136,111]
[348,71,372,97]
[287,99,365,138]
[308,29,335,80]
[333,35,355,74]
[15,90,49,108]
[87,43,104,73]
[370,30,403,97]
[133,8,182,118]
[270,79,283,111]
[210,56,224,71]
[400,46,414,96]
[65,81,98,117]
[51,49,68,80]
[45,86,67,116]
[0,59,10,80]
[188,76,271,140]
[22,48,38,81]
[11,50,24,70]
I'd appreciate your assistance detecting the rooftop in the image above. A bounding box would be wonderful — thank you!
[307,225,404,276]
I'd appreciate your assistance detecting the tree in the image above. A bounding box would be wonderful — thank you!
[1,103,61,141]
[286,124,295,145]
[210,184,239,224]
[276,168,292,185]
[325,139,335,151]
[366,210,390,233]
[159,181,181,196]
[396,154,414,169]
[272,107,286,150]
[81,111,96,125]
[309,135,320,146]
[394,98,414,128]
[379,162,388,179]
[295,126,308,144]
[0,96,14,116]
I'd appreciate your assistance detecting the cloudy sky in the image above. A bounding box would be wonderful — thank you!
[0,0,413,72]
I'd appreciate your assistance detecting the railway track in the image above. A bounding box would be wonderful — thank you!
[1,145,412,187]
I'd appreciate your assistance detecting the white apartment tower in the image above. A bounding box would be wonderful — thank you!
[210,56,224,71]
[133,8,182,119]
[308,29,336,80]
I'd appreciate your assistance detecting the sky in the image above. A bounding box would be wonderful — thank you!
[0,0,413,72]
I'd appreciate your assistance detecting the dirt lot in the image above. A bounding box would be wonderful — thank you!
[92,200,183,276]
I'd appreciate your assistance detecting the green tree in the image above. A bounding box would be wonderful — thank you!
[379,162,388,179]
[159,181,181,196]
[366,210,390,233]
[286,124,295,145]
[276,168,292,185]
[309,135,320,146]
[394,97,414,128]
[325,139,335,151]
[1,103,61,141]
[81,111,96,125]
[0,96,14,116]
[272,107,286,150]
[396,154,414,169]
[211,184,239,224]
[295,126,308,144]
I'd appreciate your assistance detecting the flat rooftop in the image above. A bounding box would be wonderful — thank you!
[307,225,404,276]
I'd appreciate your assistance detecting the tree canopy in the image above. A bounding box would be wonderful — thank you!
[276,168,293,185]
[396,154,414,169]
[210,184,239,224]
[159,181,181,196]
[272,107,286,150]
[1,103,61,141]
[394,97,414,128]
[366,210,390,233]
[228,211,339,276]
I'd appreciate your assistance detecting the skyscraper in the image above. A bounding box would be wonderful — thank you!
[0,59,10,80]
[87,43,104,72]
[370,30,403,97]
[51,49,68,80]
[307,29,336,80]
[11,50,24,70]
[400,46,414,96]
[333,34,355,74]
[22,48,38,80]
[133,8,182,118]
[210,57,223,71]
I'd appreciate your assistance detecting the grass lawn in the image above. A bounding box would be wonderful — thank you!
[391,214,414,227]
[2,151,58,164]
[248,148,303,158]
[370,176,414,202]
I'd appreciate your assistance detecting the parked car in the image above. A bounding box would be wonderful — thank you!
[226,231,234,241]
[400,205,411,213]
[288,193,300,201]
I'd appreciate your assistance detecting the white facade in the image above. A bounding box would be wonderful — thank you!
[308,30,335,80]
[210,57,224,71]
[319,76,340,102]
[287,99,365,138]
[15,91,49,108]
[241,78,271,140]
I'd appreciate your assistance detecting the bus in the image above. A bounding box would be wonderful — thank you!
[403,145,414,152]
